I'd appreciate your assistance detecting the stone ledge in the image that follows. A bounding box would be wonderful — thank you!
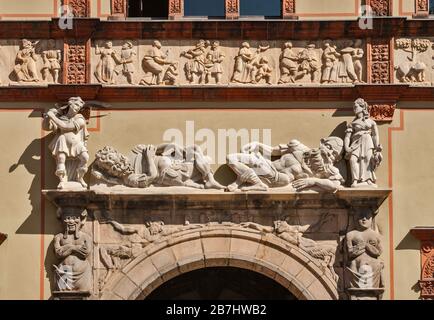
[42,188,391,212]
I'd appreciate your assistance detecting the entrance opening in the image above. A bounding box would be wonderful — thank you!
[146,267,297,300]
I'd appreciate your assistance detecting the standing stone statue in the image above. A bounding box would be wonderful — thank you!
[119,41,136,84]
[226,136,344,192]
[352,39,365,83]
[94,41,118,84]
[13,39,40,83]
[181,40,209,84]
[42,97,90,189]
[92,143,224,190]
[41,39,62,84]
[321,40,340,84]
[279,42,299,84]
[53,210,92,292]
[298,43,321,83]
[205,41,225,84]
[141,40,174,85]
[337,40,361,83]
[346,209,384,297]
[231,42,271,84]
[344,98,383,188]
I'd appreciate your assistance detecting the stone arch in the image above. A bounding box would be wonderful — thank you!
[100,226,339,300]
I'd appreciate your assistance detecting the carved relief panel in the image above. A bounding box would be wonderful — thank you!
[394,38,434,85]
[90,39,366,86]
[0,39,63,85]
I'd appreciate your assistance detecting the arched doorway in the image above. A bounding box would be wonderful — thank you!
[146,267,297,300]
[100,226,338,300]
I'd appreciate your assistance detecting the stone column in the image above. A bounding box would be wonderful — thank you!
[411,227,434,300]
[225,0,240,19]
[109,0,127,20]
[282,0,298,19]
[169,0,184,20]
[413,0,429,18]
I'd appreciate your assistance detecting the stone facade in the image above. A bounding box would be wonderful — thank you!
[0,0,433,301]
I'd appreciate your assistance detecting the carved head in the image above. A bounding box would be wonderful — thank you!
[94,146,134,178]
[153,40,162,49]
[284,42,293,49]
[106,41,113,49]
[21,39,33,49]
[307,43,316,49]
[353,98,370,119]
[62,210,87,239]
[241,42,250,49]
[212,41,220,49]
[355,209,374,231]
[123,41,133,49]
[66,96,85,117]
[319,136,344,163]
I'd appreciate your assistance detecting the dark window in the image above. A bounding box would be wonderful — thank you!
[240,0,281,17]
[430,0,434,15]
[184,0,225,17]
[127,0,168,18]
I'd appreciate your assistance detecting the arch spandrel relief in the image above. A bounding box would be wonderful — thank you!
[41,96,390,300]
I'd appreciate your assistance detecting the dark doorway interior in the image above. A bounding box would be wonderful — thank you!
[146,267,297,300]
[127,0,169,18]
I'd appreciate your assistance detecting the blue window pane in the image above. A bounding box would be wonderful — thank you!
[240,0,281,16]
[184,0,225,16]
[430,0,434,14]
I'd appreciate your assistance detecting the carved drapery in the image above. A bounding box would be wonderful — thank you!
[225,0,240,19]
[367,0,392,16]
[169,0,183,20]
[64,0,90,17]
[282,0,297,19]
[411,228,434,300]
[414,0,429,17]
[368,39,392,84]
[64,40,88,84]
[368,103,396,121]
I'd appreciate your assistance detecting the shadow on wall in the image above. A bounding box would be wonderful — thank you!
[396,231,421,295]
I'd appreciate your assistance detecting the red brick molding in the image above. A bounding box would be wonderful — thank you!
[411,227,434,300]
[367,0,393,16]
[0,232,7,246]
[169,0,184,20]
[63,0,91,17]
[63,39,88,84]
[368,103,396,121]
[414,0,430,18]
[367,38,393,84]
[225,0,240,19]
[110,0,127,20]
[282,0,298,19]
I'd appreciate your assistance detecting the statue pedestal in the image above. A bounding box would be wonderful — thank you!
[52,291,91,300]
[347,288,384,300]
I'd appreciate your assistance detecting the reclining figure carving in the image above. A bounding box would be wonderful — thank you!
[226,136,345,192]
[92,143,224,189]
